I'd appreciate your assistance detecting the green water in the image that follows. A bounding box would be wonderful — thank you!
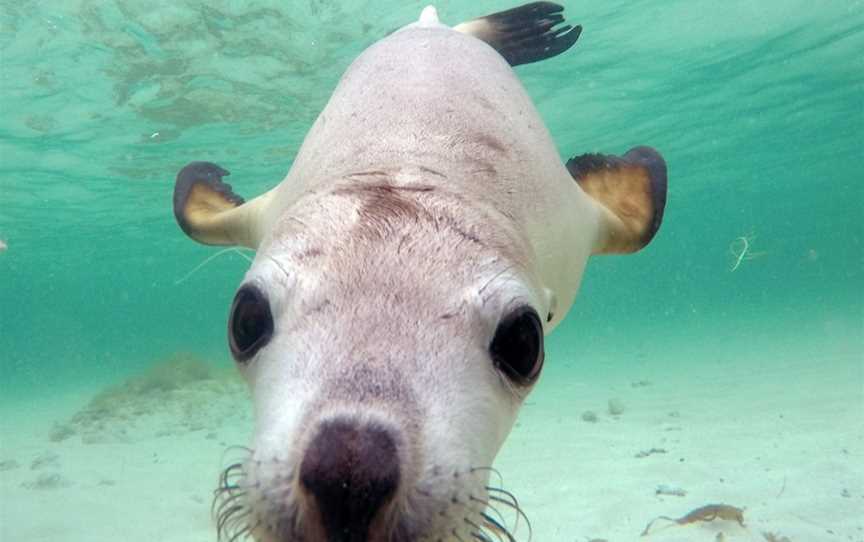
[1,0,862,540]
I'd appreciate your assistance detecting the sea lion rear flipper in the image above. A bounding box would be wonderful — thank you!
[567,147,668,254]
[454,2,581,66]
[173,161,272,248]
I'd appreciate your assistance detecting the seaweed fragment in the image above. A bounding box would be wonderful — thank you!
[641,503,745,536]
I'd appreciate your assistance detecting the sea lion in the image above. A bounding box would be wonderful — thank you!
[172,3,667,541]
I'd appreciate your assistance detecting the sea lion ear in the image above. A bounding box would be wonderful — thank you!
[566,146,668,254]
[172,162,271,248]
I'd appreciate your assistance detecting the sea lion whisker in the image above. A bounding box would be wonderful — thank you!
[485,486,522,514]
[486,492,517,511]
[477,263,518,299]
[218,509,243,534]
[212,460,253,541]
[469,494,507,527]
[219,483,248,497]
[223,516,249,542]
[216,504,250,542]
[462,517,504,542]
[480,512,518,542]
[215,491,247,519]
[484,490,531,540]
[464,516,484,532]
[212,488,243,521]
[226,519,255,542]
[213,465,250,520]
[470,465,505,487]
[215,483,246,495]
[219,475,245,489]
[217,460,248,486]
[220,461,244,477]
[174,247,255,285]
[223,444,255,455]
[471,528,495,542]
[216,492,246,519]
[218,524,250,542]
[216,502,246,526]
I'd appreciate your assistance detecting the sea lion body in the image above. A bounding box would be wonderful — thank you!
[172,4,667,541]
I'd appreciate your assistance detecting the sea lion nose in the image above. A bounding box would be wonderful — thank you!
[299,418,400,541]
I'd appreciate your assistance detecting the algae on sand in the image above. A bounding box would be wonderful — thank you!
[52,353,249,443]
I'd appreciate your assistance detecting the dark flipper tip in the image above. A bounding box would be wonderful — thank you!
[461,2,582,66]
[173,161,244,241]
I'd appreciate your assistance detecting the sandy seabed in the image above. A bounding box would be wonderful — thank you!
[1,338,861,542]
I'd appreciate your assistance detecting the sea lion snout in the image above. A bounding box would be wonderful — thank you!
[299,418,401,539]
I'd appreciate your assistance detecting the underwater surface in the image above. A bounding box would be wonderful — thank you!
[1,1,862,541]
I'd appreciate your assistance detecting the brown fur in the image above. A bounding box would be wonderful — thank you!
[577,164,654,253]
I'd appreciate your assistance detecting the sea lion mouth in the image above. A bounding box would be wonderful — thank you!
[212,447,531,542]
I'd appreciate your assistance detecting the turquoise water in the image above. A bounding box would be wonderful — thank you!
[1,1,862,541]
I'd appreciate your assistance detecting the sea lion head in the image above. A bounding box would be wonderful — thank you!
[214,182,547,541]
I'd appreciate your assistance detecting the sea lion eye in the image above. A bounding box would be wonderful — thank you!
[228,284,274,362]
[489,306,544,384]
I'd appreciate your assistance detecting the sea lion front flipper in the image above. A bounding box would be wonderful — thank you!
[173,161,272,248]
[454,2,581,66]
[567,146,668,254]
